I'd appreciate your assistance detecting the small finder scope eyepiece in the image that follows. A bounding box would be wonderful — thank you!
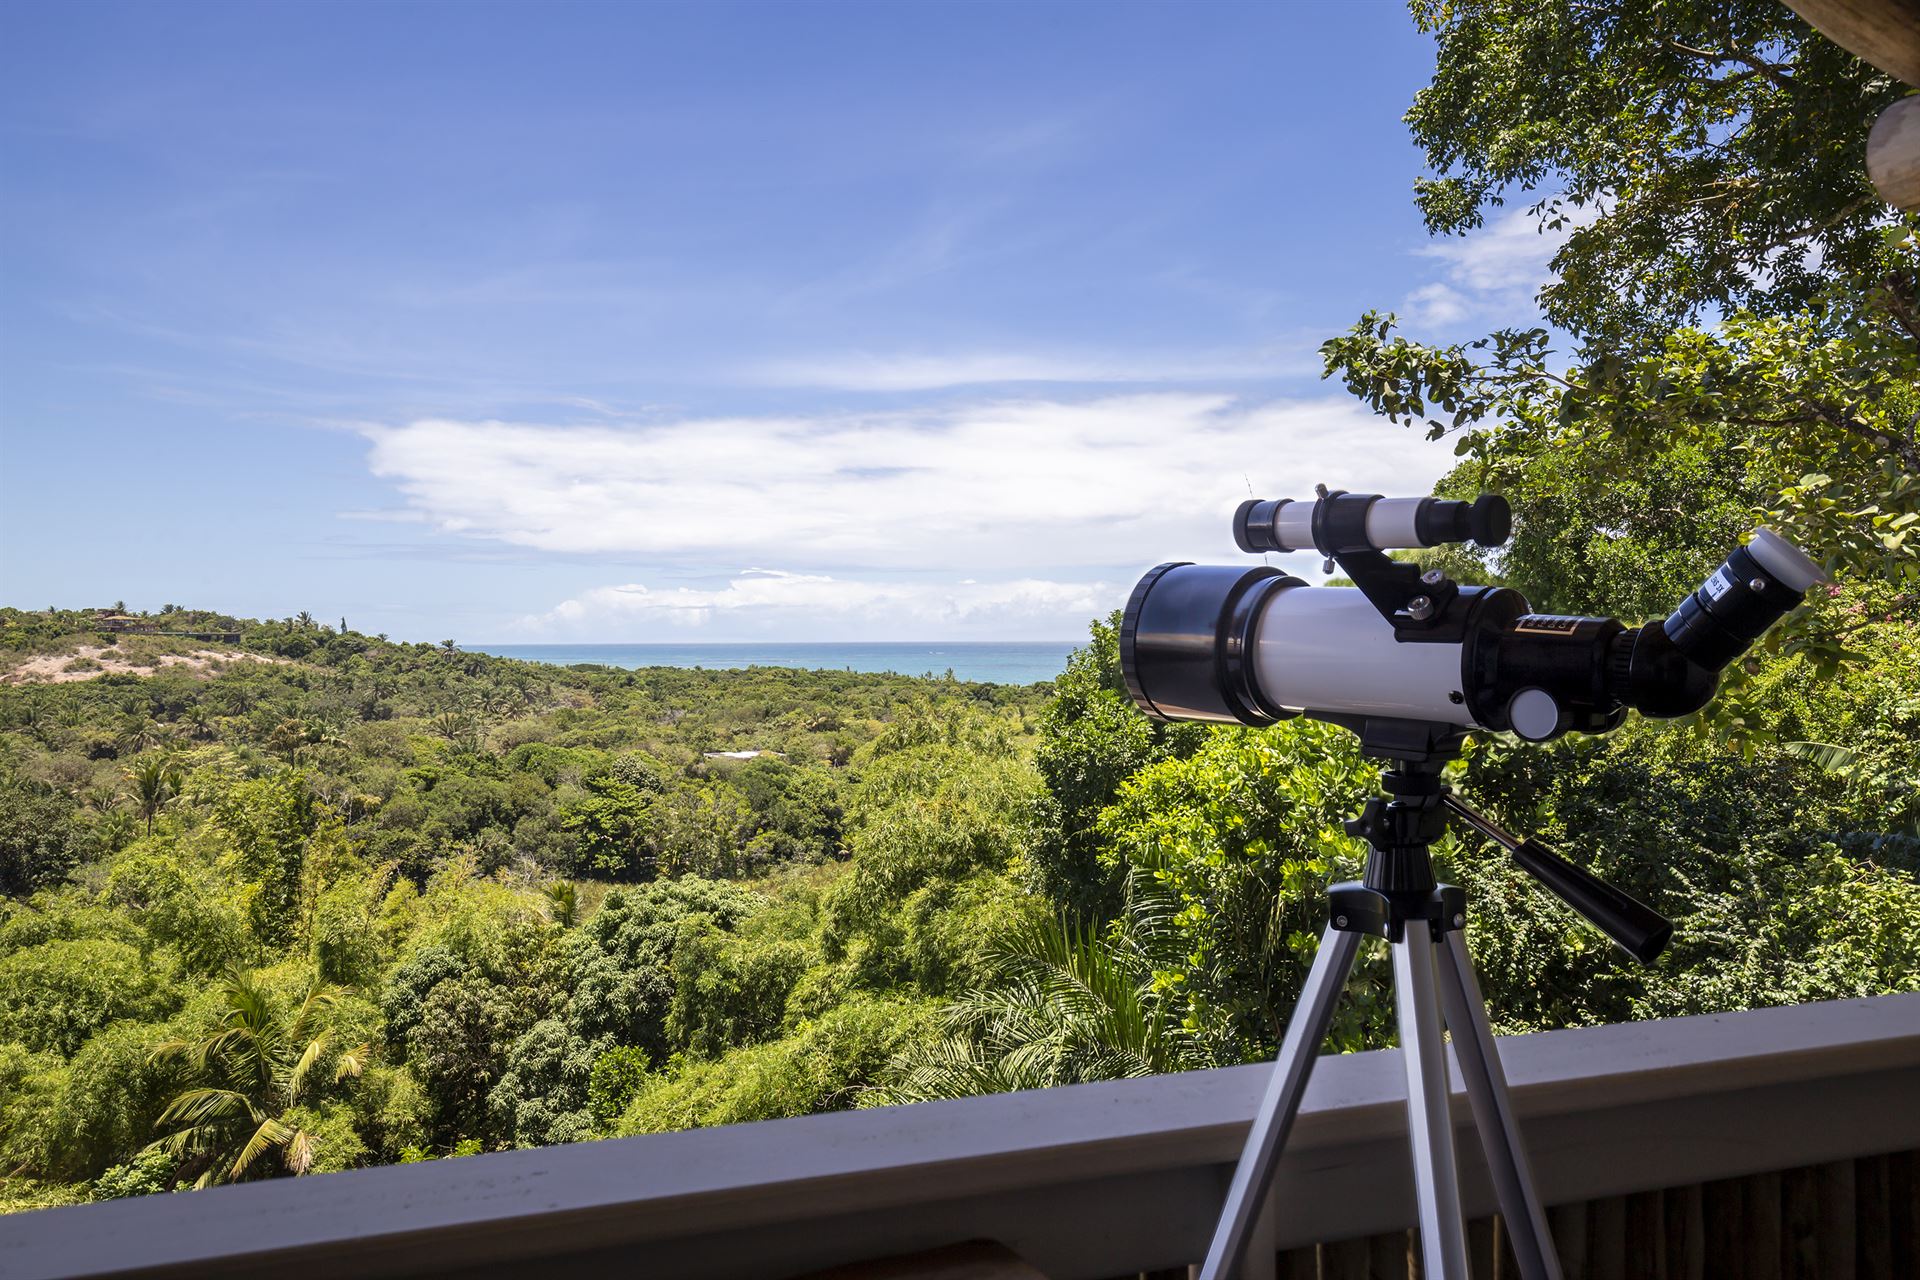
[1234,492,1511,556]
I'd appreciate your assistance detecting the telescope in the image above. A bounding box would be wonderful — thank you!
[1121,489,1823,742]
[1120,487,1824,1280]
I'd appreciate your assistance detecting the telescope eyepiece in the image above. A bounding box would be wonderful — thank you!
[1661,528,1825,673]
[1426,494,1511,549]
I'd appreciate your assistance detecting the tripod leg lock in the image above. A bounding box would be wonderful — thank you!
[1328,882,1467,943]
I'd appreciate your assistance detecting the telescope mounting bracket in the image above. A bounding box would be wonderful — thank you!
[1311,489,1464,641]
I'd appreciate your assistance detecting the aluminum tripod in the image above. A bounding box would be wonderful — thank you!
[1197,755,1563,1280]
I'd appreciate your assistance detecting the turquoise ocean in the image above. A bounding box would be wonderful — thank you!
[471,641,1081,686]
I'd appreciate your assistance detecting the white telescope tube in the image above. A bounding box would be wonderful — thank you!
[1251,585,1478,727]
[1270,501,1315,552]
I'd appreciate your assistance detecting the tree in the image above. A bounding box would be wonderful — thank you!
[124,756,183,836]
[264,717,323,765]
[146,970,367,1187]
[561,777,663,881]
[564,878,765,1055]
[1404,0,1912,343]
[406,974,521,1147]
[1322,0,1920,693]
[213,771,319,949]
[821,744,1041,995]
[428,709,483,754]
[0,779,87,893]
[1099,723,1388,1066]
[615,994,937,1135]
[489,1018,596,1148]
[585,1045,651,1126]
[1028,614,1206,923]
[0,939,179,1058]
[543,881,578,928]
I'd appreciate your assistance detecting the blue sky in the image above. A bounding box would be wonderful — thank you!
[0,0,1567,642]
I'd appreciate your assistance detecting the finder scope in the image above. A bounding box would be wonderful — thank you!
[1120,489,1824,743]
[1235,493,1512,555]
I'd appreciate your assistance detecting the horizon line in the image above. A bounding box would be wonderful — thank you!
[467,638,1087,647]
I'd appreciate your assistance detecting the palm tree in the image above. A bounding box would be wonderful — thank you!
[147,970,368,1188]
[544,880,578,928]
[430,710,481,752]
[126,756,184,835]
[265,717,311,765]
[872,920,1190,1105]
[117,716,166,755]
[182,704,215,742]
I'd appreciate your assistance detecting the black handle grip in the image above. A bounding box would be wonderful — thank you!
[1510,838,1672,965]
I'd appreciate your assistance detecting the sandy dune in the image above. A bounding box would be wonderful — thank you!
[0,645,289,685]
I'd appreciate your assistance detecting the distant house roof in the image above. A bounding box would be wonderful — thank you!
[701,750,782,760]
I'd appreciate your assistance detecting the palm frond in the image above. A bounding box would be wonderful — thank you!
[155,1087,260,1130]
[333,1043,371,1083]
[231,1116,296,1182]
[146,1036,195,1066]
[285,983,339,1047]
[283,1031,332,1103]
[283,1128,316,1176]
[1784,741,1860,777]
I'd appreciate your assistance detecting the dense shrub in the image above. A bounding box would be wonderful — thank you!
[615,995,938,1135]
[0,940,180,1057]
[563,877,764,1055]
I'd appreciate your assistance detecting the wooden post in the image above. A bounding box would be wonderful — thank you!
[1785,1,1920,210]
[1784,0,1920,87]
[1867,95,1920,210]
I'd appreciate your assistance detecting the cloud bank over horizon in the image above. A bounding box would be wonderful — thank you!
[358,391,1453,640]
[522,569,1119,641]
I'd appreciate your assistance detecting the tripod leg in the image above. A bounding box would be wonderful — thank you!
[1395,931,1471,1279]
[1435,930,1563,1280]
[1197,926,1363,1280]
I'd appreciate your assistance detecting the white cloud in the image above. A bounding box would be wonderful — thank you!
[749,347,1316,391]
[1403,202,1599,327]
[357,392,1452,576]
[523,569,1116,640]
[1402,282,1469,327]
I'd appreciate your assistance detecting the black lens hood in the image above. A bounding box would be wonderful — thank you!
[1120,563,1299,725]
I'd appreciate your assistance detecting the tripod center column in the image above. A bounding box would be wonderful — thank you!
[1349,760,1450,896]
